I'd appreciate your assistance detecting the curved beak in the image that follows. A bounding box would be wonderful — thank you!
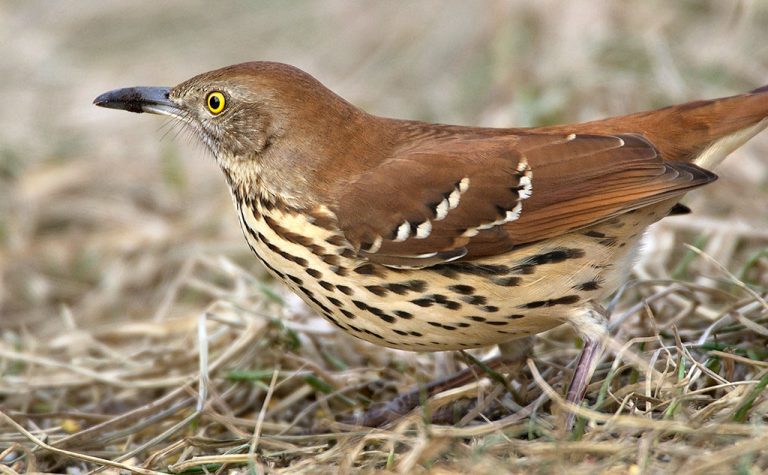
[93,86,179,116]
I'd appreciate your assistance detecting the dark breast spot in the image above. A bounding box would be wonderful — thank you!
[318,280,335,291]
[336,285,354,295]
[340,309,355,319]
[492,277,521,287]
[462,295,487,306]
[385,283,409,295]
[386,280,427,294]
[365,285,389,296]
[258,196,276,211]
[352,300,396,323]
[410,294,461,310]
[354,263,386,277]
[377,313,396,324]
[363,329,384,340]
[448,284,475,295]
[524,248,585,266]
[432,294,448,304]
[331,266,349,277]
[574,278,603,291]
[307,211,338,230]
[321,254,340,266]
[431,263,511,279]
[510,264,535,275]
[261,236,309,267]
[427,321,457,330]
[411,298,434,307]
[325,235,346,246]
[519,294,581,309]
[263,215,326,255]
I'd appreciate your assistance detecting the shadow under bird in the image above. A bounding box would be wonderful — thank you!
[95,62,768,428]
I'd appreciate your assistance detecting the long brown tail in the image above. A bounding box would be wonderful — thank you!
[542,85,768,168]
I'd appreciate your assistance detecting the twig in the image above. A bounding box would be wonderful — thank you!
[0,411,164,475]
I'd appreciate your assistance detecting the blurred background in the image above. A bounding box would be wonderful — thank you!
[1,0,767,336]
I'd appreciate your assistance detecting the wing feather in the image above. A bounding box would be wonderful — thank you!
[331,132,715,267]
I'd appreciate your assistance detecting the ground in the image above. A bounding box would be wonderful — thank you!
[1,1,767,473]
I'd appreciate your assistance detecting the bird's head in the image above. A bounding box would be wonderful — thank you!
[94,61,370,204]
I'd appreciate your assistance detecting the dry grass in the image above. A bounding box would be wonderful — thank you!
[1,1,768,473]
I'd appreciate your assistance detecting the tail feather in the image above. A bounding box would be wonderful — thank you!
[541,86,768,168]
[691,115,768,169]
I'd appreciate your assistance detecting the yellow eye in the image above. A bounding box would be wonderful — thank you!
[206,91,225,114]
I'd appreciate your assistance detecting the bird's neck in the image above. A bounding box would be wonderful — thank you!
[217,109,396,211]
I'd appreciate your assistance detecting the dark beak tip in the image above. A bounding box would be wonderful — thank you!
[93,93,109,107]
[92,86,174,114]
[92,89,134,111]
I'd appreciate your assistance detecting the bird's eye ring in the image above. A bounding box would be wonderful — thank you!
[206,91,226,115]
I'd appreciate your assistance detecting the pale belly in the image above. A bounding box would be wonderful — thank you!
[236,199,656,351]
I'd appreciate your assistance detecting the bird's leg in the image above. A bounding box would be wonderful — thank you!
[497,336,535,366]
[563,303,609,431]
[495,336,536,405]
[344,336,535,427]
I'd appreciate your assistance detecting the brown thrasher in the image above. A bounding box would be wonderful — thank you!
[95,62,767,428]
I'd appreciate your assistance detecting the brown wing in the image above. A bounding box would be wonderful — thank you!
[332,132,716,268]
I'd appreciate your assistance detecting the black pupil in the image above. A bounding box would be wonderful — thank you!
[209,95,220,110]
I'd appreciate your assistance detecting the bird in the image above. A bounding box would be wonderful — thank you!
[94,61,768,428]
